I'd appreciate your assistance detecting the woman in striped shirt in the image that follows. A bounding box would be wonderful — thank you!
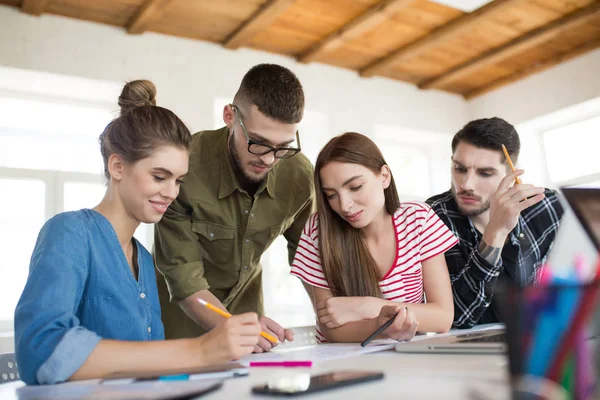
[290,132,458,343]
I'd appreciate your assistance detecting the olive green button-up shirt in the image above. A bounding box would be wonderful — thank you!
[154,127,315,339]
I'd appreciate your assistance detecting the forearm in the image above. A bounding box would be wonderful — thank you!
[178,290,229,331]
[70,337,214,381]
[320,318,380,343]
[450,248,502,329]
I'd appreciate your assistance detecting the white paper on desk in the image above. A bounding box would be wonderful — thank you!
[14,378,223,400]
[239,342,396,366]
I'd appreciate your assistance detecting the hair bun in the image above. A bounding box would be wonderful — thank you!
[118,80,157,115]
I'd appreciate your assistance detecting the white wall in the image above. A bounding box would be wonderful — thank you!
[0,6,467,138]
[468,48,600,126]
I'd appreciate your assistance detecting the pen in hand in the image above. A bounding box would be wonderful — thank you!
[501,144,522,185]
[361,310,401,347]
[196,298,280,344]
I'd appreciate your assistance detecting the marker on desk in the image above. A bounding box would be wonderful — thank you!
[250,361,312,368]
[361,310,401,347]
[502,144,522,185]
[196,298,280,344]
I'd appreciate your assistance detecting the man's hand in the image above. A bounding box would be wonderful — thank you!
[253,316,294,353]
[484,170,545,248]
[317,297,373,328]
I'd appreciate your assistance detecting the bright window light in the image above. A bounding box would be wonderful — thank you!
[543,116,600,184]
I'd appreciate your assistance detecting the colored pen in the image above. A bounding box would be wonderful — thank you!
[361,310,400,347]
[196,298,280,344]
[502,144,522,185]
[249,361,312,367]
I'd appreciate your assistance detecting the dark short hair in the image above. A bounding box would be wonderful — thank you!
[99,80,191,179]
[451,117,520,164]
[233,64,304,124]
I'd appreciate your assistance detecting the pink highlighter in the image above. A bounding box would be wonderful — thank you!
[249,361,312,368]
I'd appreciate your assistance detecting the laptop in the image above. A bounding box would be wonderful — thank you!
[560,187,600,253]
[395,329,507,354]
[545,187,599,275]
[396,187,600,355]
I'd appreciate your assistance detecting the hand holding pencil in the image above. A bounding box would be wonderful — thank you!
[502,144,522,185]
[482,147,546,248]
[197,298,280,344]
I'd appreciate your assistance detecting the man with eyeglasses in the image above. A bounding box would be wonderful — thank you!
[154,64,314,353]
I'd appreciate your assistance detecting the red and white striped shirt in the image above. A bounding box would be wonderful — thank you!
[290,202,458,342]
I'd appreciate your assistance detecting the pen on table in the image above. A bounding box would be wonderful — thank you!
[361,310,401,347]
[501,144,522,185]
[249,361,312,368]
[196,298,280,344]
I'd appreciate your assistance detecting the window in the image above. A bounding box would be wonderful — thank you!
[0,178,46,321]
[543,116,600,185]
[374,125,452,200]
[0,71,124,328]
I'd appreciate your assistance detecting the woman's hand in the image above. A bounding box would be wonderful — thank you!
[376,305,418,342]
[317,297,374,328]
[195,312,261,363]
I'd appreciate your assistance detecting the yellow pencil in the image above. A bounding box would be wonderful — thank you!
[502,144,522,185]
[197,298,280,344]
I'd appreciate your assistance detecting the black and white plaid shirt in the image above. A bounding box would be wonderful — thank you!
[426,189,564,328]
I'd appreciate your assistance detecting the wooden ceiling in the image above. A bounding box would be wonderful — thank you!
[4,0,600,98]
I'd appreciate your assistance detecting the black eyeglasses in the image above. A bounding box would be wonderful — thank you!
[231,104,301,159]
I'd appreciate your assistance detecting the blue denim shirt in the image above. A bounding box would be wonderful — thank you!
[14,209,165,385]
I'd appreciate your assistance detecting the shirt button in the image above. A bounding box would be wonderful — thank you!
[250,213,254,218]
[209,232,214,239]
[245,239,250,244]
[140,292,146,299]
[148,327,152,333]
[244,210,249,215]
[243,265,248,270]
[519,233,525,239]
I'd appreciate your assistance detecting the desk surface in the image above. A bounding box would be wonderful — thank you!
[0,349,510,400]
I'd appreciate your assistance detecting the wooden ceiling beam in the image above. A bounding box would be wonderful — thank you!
[223,0,296,50]
[360,0,524,78]
[464,38,600,100]
[297,0,416,64]
[22,0,48,16]
[421,2,600,90]
[128,0,173,35]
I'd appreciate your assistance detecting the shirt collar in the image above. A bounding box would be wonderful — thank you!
[218,127,276,199]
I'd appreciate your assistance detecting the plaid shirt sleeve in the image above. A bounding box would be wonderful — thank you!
[426,190,564,329]
[427,198,503,328]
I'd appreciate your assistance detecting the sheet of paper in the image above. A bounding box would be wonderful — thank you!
[239,342,397,366]
[239,324,505,366]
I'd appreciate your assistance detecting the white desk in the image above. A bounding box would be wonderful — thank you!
[0,350,510,399]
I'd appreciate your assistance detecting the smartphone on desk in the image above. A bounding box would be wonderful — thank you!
[251,370,384,396]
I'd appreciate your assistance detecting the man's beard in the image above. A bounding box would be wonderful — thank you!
[229,134,266,185]
[451,186,491,217]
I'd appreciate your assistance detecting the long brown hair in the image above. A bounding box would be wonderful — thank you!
[99,80,191,179]
[315,132,400,297]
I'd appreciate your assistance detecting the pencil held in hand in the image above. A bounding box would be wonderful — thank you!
[196,298,279,344]
[502,144,522,185]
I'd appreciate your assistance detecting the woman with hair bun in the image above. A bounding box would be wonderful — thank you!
[14,80,261,385]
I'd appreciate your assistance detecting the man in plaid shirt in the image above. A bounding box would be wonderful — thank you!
[426,118,564,328]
